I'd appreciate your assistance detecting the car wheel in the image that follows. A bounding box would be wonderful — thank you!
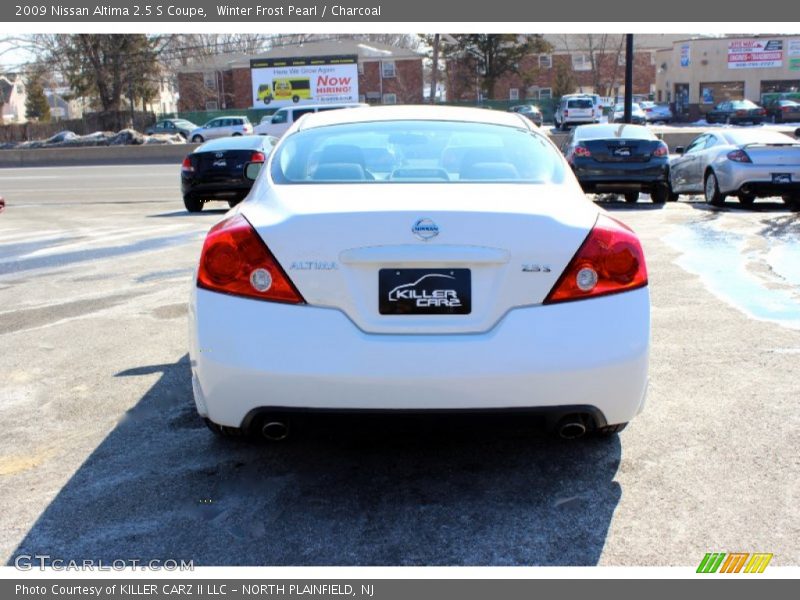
[704,171,725,207]
[596,423,628,436]
[232,132,242,136]
[204,418,246,439]
[624,191,639,204]
[651,185,668,204]
[667,180,680,202]
[738,192,756,208]
[782,195,800,211]
[191,135,204,143]
[183,195,204,213]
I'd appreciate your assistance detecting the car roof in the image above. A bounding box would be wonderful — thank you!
[295,105,533,131]
[276,102,367,111]
[193,136,273,152]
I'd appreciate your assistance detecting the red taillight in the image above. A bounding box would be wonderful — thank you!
[573,144,592,158]
[782,106,793,112]
[544,214,648,304]
[181,156,194,173]
[197,214,304,304]
[652,142,668,157]
[727,149,752,163]
[250,151,266,163]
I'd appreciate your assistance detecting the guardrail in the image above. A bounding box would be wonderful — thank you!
[0,143,199,168]
[1,127,797,168]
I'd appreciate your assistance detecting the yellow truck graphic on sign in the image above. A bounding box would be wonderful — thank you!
[257,78,312,105]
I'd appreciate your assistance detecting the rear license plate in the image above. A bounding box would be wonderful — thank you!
[212,159,227,168]
[613,147,632,157]
[379,268,471,315]
[772,173,792,184]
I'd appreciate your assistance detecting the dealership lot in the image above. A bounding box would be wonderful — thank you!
[0,164,798,566]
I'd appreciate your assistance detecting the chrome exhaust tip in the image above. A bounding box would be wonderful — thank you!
[261,421,289,441]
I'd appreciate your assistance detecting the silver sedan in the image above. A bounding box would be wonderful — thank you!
[669,129,800,209]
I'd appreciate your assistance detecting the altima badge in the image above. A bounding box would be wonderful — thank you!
[522,264,551,273]
[412,218,439,241]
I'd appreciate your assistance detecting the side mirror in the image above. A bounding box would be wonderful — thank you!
[244,162,263,181]
[674,146,685,155]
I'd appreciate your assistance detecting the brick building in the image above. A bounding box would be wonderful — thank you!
[177,39,424,112]
[445,34,687,104]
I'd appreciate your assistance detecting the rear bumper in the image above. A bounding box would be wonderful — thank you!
[573,161,669,192]
[182,177,252,200]
[189,286,650,429]
[717,165,800,196]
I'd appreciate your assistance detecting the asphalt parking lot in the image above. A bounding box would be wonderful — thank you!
[0,164,798,566]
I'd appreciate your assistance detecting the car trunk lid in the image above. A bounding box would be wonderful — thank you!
[243,184,598,334]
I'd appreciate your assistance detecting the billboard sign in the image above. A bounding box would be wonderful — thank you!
[727,39,783,69]
[250,55,359,108]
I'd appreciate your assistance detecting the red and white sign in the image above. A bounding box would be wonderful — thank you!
[728,39,783,69]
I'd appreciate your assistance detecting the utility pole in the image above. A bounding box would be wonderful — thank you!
[623,34,634,123]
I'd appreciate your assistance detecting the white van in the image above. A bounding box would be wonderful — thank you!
[255,103,368,137]
[554,94,602,130]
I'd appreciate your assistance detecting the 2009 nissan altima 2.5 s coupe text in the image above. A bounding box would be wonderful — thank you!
[189,106,650,441]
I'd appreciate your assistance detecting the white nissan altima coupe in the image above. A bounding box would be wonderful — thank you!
[189,106,650,441]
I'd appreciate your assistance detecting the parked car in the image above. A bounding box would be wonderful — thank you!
[554,95,600,130]
[145,118,198,139]
[255,103,367,137]
[190,105,650,441]
[563,123,671,203]
[669,129,800,209]
[764,99,800,123]
[705,100,767,125]
[610,103,647,125]
[639,101,673,124]
[181,135,278,212]
[189,116,253,143]
[508,104,543,127]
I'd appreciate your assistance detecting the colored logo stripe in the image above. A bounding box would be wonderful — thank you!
[697,553,726,573]
[720,553,749,573]
[744,553,773,573]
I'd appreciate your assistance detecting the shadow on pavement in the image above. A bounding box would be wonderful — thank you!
[10,355,622,566]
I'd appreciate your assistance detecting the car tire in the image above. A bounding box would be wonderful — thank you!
[232,132,242,137]
[624,191,639,204]
[204,418,246,439]
[667,180,680,202]
[183,195,204,213]
[191,135,204,143]
[651,185,668,204]
[738,192,756,208]
[782,195,800,211]
[704,171,725,207]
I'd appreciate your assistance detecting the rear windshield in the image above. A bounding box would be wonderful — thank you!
[270,120,565,184]
[731,100,758,109]
[575,124,657,141]
[722,130,799,146]
[567,99,594,109]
